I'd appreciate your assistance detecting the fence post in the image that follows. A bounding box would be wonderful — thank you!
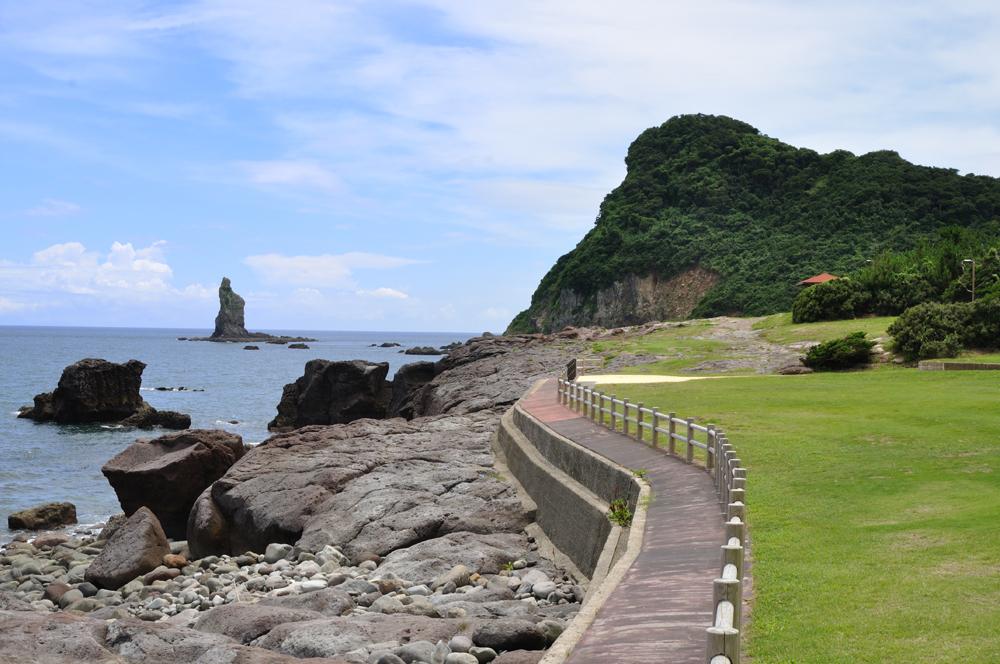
[635,403,644,442]
[591,390,599,423]
[622,401,630,437]
[706,425,716,472]
[668,413,677,455]
[610,395,617,431]
[651,409,660,447]
[685,418,695,464]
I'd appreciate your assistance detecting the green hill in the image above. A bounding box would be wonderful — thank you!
[508,114,1000,333]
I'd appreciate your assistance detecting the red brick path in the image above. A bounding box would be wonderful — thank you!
[520,379,725,663]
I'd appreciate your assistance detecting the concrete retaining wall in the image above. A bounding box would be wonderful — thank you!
[496,396,640,580]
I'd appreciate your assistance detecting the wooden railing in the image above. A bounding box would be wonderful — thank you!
[564,357,603,381]
[557,377,748,664]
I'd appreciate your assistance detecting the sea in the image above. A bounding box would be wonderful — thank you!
[0,326,474,542]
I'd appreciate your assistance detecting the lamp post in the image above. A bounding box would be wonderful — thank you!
[962,259,976,302]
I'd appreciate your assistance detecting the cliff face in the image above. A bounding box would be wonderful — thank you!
[212,277,249,338]
[519,266,719,333]
[509,114,1000,333]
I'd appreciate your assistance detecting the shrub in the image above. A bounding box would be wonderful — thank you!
[792,279,862,323]
[888,302,972,361]
[802,332,876,370]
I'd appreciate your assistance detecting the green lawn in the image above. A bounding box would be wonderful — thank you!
[753,313,896,345]
[590,321,753,375]
[603,370,1000,663]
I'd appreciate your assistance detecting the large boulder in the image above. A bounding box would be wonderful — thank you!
[212,276,249,339]
[268,359,390,431]
[18,358,146,423]
[119,404,192,430]
[101,429,247,539]
[194,604,324,644]
[7,501,77,530]
[187,412,531,559]
[17,358,190,429]
[387,361,439,419]
[85,507,170,589]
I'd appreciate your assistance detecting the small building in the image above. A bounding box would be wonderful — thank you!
[797,272,839,287]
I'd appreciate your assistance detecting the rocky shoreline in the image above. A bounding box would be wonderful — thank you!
[2,329,591,662]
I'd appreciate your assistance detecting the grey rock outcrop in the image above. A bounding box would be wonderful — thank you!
[387,361,438,419]
[17,358,191,429]
[7,501,77,530]
[101,429,247,538]
[408,334,580,417]
[187,412,531,560]
[85,507,170,589]
[212,277,249,339]
[268,360,390,431]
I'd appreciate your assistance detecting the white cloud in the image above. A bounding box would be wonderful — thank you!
[25,199,81,217]
[0,296,32,313]
[358,287,409,299]
[237,159,343,193]
[0,241,210,303]
[244,252,419,288]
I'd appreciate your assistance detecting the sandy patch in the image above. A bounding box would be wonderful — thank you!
[578,373,714,384]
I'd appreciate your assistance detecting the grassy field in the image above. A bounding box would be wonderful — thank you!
[603,370,1000,663]
[752,312,896,345]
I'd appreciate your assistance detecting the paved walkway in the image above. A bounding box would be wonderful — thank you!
[520,379,725,664]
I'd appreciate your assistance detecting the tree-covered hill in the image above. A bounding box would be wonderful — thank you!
[508,114,1000,333]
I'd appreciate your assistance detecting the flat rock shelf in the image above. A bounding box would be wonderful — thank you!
[520,379,724,663]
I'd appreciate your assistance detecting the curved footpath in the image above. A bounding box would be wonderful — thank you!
[520,379,725,663]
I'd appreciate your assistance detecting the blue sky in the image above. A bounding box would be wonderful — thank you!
[1,1,999,332]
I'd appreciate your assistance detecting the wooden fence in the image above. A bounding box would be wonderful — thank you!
[557,377,748,664]
[565,357,604,381]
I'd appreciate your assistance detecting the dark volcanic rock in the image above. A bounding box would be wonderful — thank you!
[244,345,260,350]
[403,346,443,356]
[17,358,191,429]
[120,404,191,430]
[212,276,249,339]
[18,358,146,423]
[85,507,170,589]
[102,429,247,538]
[387,361,439,419]
[288,343,310,349]
[187,412,531,560]
[7,501,77,530]
[472,619,547,651]
[268,360,390,431]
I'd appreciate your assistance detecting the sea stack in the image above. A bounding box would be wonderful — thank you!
[212,277,249,339]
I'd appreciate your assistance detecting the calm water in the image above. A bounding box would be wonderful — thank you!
[0,326,472,541]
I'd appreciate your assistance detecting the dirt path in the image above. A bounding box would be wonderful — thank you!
[690,316,801,374]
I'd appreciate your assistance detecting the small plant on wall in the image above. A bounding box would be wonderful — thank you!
[608,498,633,527]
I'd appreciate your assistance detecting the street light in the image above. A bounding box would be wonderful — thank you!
[962,259,976,302]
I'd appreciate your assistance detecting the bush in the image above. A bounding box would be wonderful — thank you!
[802,332,876,370]
[888,302,972,361]
[792,279,862,323]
